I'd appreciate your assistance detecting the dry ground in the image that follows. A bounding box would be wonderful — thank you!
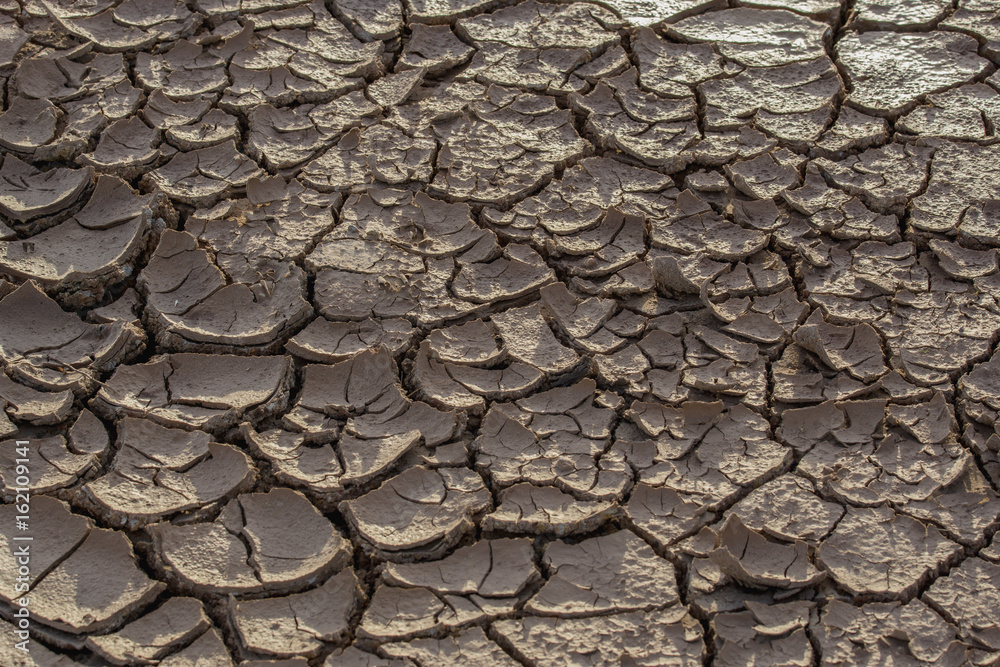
[1,0,1000,665]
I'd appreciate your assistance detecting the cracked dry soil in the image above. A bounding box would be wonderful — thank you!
[1,0,1000,665]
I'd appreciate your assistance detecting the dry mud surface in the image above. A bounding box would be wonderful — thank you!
[1,0,1000,665]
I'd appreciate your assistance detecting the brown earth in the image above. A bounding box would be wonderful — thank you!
[1,0,1000,665]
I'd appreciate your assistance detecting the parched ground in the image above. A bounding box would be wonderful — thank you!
[1,0,1000,665]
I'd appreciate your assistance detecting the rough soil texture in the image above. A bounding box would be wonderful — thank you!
[1,1,1000,665]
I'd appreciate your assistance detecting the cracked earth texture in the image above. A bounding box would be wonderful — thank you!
[1,0,1000,665]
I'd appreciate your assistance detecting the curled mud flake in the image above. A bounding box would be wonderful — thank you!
[10,51,129,103]
[712,601,815,667]
[340,466,491,561]
[472,393,627,500]
[166,108,240,151]
[816,505,962,600]
[429,89,590,207]
[456,1,622,54]
[85,597,211,665]
[484,156,676,243]
[483,482,621,536]
[725,150,803,200]
[458,43,594,96]
[427,318,502,367]
[0,174,176,309]
[0,156,91,230]
[306,237,540,327]
[958,350,1000,470]
[0,434,98,499]
[246,424,420,507]
[0,375,73,425]
[361,539,539,640]
[410,340,542,414]
[596,0,725,27]
[812,142,933,215]
[91,353,293,435]
[850,0,951,30]
[356,586,449,642]
[149,488,352,596]
[942,0,1000,61]
[650,193,769,262]
[876,290,1000,387]
[924,555,1000,656]
[929,238,999,280]
[491,304,580,376]
[619,402,789,514]
[787,398,970,506]
[0,15,27,69]
[836,31,988,118]
[625,484,714,548]
[570,69,699,172]
[367,69,425,109]
[691,129,778,167]
[226,15,384,95]
[290,347,410,421]
[80,417,256,529]
[244,426,343,501]
[38,0,158,51]
[901,465,1000,547]
[898,84,1000,142]
[527,530,679,616]
[0,282,144,395]
[568,44,630,88]
[230,568,363,658]
[0,495,90,600]
[143,141,265,207]
[333,0,403,41]
[135,40,229,101]
[385,537,539,597]
[813,106,889,159]
[381,627,518,667]
[404,0,511,24]
[698,57,842,134]
[192,175,338,258]
[79,117,167,179]
[887,391,957,444]
[728,474,844,543]
[246,104,329,172]
[0,496,163,635]
[68,408,110,457]
[540,282,616,341]
[158,627,232,666]
[0,618,83,665]
[708,515,824,589]
[286,317,414,363]
[784,165,900,242]
[796,240,926,323]
[325,647,415,666]
[143,90,214,130]
[816,598,969,666]
[909,142,1000,237]
[301,124,436,193]
[0,97,61,157]
[793,310,887,383]
[493,609,706,666]
[337,189,491,258]
[397,24,474,75]
[220,65,333,112]
[138,229,312,353]
[734,0,841,22]
[668,8,830,67]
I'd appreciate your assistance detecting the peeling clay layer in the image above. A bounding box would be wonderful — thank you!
[2,0,1000,665]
